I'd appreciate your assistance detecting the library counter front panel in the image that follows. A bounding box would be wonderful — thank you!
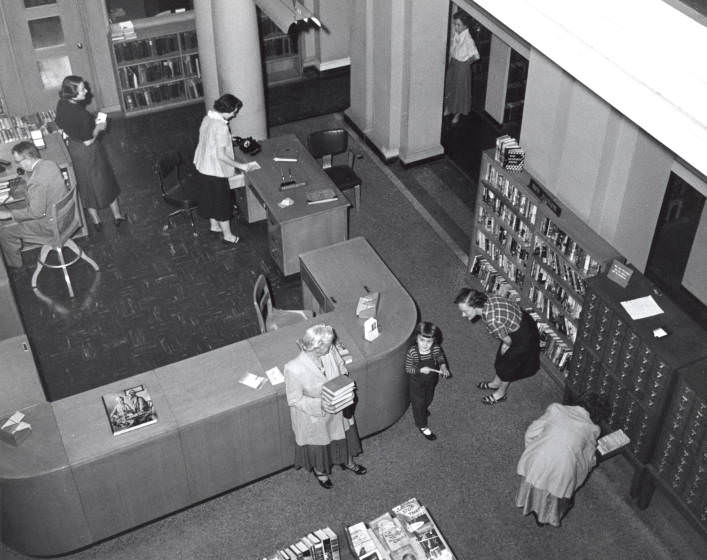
[0,237,415,557]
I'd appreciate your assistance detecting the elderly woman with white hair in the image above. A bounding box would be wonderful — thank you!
[284,323,366,489]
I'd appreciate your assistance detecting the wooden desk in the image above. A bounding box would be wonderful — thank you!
[0,237,414,556]
[239,134,350,276]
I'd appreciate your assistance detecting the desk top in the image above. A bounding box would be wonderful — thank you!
[245,134,349,223]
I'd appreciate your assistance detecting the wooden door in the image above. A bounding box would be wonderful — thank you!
[2,0,95,112]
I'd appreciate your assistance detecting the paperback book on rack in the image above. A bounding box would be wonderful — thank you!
[102,384,157,436]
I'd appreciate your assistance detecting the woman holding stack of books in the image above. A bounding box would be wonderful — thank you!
[284,324,367,489]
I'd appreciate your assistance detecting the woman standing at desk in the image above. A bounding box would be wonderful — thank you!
[284,324,367,489]
[193,93,257,244]
[55,75,125,231]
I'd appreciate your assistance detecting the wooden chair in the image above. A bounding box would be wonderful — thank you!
[154,150,199,235]
[253,274,313,333]
[31,187,99,298]
[307,129,362,211]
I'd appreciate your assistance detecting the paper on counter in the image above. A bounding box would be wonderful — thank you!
[620,295,663,320]
[238,372,266,390]
[265,366,285,385]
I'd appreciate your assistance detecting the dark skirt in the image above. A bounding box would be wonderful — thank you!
[444,58,472,115]
[66,139,120,209]
[293,425,362,475]
[494,311,540,382]
[196,171,233,221]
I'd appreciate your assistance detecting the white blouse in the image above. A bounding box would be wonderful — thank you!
[193,110,234,178]
[450,28,479,63]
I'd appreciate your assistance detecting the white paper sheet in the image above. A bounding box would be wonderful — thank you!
[620,295,664,320]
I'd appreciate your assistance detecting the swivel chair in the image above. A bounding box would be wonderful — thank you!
[31,187,100,298]
[154,150,199,235]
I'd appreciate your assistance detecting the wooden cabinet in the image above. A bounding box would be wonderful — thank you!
[565,267,707,535]
[469,149,621,383]
[110,13,202,117]
[637,358,707,533]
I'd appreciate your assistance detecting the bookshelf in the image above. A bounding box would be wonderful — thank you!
[110,13,203,117]
[565,269,707,533]
[257,10,302,85]
[469,148,621,382]
[503,51,528,129]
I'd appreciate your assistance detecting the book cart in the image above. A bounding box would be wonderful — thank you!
[469,148,622,385]
[110,13,203,117]
[567,269,707,535]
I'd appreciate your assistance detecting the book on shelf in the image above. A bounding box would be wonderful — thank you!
[347,522,383,560]
[323,527,341,560]
[597,429,631,456]
[102,384,157,436]
[314,528,334,560]
[306,533,325,560]
[369,512,426,560]
[391,499,455,560]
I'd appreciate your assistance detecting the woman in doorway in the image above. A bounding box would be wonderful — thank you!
[444,11,479,125]
[193,93,258,244]
[55,75,125,231]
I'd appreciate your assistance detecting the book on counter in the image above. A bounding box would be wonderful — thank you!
[239,372,267,390]
[0,411,32,446]
[307,188,338,205]
[356,291,379,319]
[102,384,157,436]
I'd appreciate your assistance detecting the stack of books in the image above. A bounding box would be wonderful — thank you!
[0,411,32,446]
[306,188,338,205]
[346,497,456,560]
[494,135,525,172]
[321,375,355,412]
[259,526,341,560]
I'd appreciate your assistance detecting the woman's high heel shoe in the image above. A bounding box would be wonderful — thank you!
[313,471,333,489]
[341,463,367,475]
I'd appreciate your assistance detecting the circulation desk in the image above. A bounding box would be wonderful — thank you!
[235,134,350,276]
[0,237,415,557]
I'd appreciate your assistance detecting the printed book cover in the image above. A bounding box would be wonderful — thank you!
[102,384,157,436]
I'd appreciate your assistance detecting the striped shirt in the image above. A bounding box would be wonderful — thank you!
[405,344,447,375]
[482,296,521,340]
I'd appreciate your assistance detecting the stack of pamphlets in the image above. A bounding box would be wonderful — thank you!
[0,411,32,446]
[321,375,355,412]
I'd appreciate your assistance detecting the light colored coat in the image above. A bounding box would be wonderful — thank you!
[284,349,353,447]
[516,403,600,498]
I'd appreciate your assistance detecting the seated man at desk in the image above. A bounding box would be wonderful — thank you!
[0,141,69,269]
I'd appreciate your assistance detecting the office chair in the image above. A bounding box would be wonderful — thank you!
[154,150,199,235]
[253,274,313,333]
[307,129,362,211]
[31,187,100,298]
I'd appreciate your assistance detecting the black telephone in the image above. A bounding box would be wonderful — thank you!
[232,136,261,156]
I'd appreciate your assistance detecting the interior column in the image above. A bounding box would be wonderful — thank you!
[194,0,267,140]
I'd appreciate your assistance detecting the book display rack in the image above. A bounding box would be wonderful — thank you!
[345,497,455,560]
[110,13,203,117]
[469,148,621,381]
[565,269,707,533]
[259,526,341,560]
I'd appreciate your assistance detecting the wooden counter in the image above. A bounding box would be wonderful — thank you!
[0,237,415,557]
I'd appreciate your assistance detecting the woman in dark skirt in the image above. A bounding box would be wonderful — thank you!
[444,11,479,125]
[455,288,540,404]
[284,324,366,489]
[192,93,258,244]
[55,76,125,231]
